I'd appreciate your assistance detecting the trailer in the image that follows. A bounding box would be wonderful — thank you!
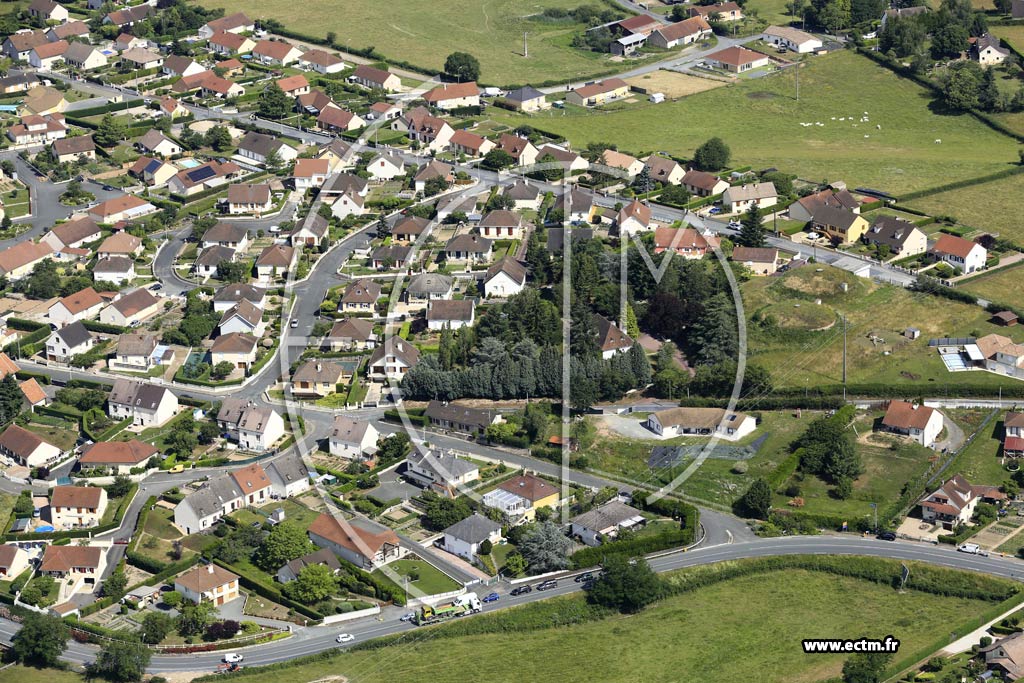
[413,593,482,626]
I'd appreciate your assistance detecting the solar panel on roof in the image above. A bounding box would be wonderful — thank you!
[187,165,216,182]
[144,158,162,174]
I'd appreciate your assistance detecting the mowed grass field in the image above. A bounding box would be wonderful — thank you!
[960,263,1024,304]
[906,172,1024,243]
[743,265,1015,390]
[485,50,1019,194]
[198,0,624,85]
[198,569,993,683]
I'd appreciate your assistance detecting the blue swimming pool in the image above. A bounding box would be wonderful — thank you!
[178,158,202,169]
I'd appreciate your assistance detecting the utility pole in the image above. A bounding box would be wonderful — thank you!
[795,64,800,102]
[842,313,848,399]
[524,32,528,58]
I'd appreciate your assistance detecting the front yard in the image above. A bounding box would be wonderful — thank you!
[372,554,462,597]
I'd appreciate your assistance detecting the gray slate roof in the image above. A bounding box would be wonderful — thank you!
[444,513,501,544]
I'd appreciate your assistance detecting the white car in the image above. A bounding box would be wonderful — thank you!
[336,633,355,643]
[223,653,243,663]
[728,220,742,229]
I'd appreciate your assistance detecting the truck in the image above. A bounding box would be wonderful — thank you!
[413,593,482,626]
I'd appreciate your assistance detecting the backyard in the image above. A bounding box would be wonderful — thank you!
[960,263,1024,305]
[905,172,1024,245]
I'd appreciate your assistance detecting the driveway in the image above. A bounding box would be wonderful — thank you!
[934,409,966,453]
[601,414,660,440]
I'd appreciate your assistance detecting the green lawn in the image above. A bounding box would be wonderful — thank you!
[960,263,1024,305]
[945,409,1015,487]
[482,50,1018,194]
[197,0,639,85]
[372,554,462,596]
[905,172,1024,245]
[22,420,80,451]
[211,567,995,683]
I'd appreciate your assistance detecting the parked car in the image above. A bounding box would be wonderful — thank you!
[510,585,532,596]
[728,220,742,229]
[536,580,558,591]
[574,572,594,583]
[223,653,243,664]
[336,633,355,643]
[482,592,499,603]
[876,531,897,541]
[709,206,723,215]
[290,319,299,328]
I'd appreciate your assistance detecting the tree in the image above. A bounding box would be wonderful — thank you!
[95,113,126,147]
[140,611,174,644]
[177,600,217,636]
[930,21,968,60]
[423,175,449,197]
[89,639,152,682]
[205,620,241,640]
[444,51,480,82]
[11,613,68,666]
[283,563,337,603]
[586,556,666,613]
[253,522,314,571]
[737,478,772,518]
[205,125,232,152]
[879,16,926,58]
[102,568,128,598]
[422,492,473,531]
[943,61,983,111]
[834,477,853,500]
[518,520,572,573]
[107,474,133,498]
[479,539,493,555]
[842,653,892,683]
[693,137,730,171]
[817,0,851,31]
[0,374,24,423]
[258,82,293,119]
[162,590,183,608]
[198,420,221,445]
[211,361,236,380]
[482,149,515,171]
[737,203,765,247]
[995,0,1013,12]
[502,551,527,576]
[216,259,250,283]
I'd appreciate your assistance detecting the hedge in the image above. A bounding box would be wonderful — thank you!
[571,526,691,568]
[676,396,846,411]
[15,370,51,385]
[82,320,128,335]
[383,409,428,427]
[56,99,144,119]
[765,449,802,492]
[5,317,48,332]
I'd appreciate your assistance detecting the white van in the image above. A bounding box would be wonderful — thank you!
[957,543,980,554]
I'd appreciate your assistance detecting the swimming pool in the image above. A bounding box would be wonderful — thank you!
[178,158,201,169]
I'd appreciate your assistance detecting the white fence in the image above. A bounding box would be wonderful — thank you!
[321,605,381,625]
[406,587,466,609]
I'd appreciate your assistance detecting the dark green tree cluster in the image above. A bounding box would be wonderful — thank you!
[586,556,667,613]
[791,408,862,496]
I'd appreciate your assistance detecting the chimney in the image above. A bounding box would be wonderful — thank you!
[207,565,214,574]
[316,363,322,372]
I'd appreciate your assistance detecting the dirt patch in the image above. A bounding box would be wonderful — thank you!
[747,91,777,99]
[625,71,725,98]
[311,677,349,683]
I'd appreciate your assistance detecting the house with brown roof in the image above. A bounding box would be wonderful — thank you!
[97,232,143,259]
[292,158,330,191]
[762,25,822,53]
[0,544,29,579]
[217,401,286,452]
[210,332,258,372]
[255,244,296,282]
[367,337,420,381]
[731,246,779,275]
[3,30,48,61]
[705,46,769,73]
[28,0,68,23]
[689,1,744,21]
[308,513,402,569]
[371,243,411,269]
[644,155,685,186]
[340,279,382,313]
[79,439,159,474]
[208,30,256,56]
[276,73,310,97]
[616,199,653,235]
[89,195,158,224]
[648,17,713,48]
[391,215,430,244]
[427,299,475,331]
[478,209,525,239]
[218,299,265,337]
[645,406,756,440]
[42,217,102,253]
[50,485,107,529]
[328,415,379,460]
[175,564,240,606]
[6,112,66,145]
[931,234,987,274]
[136,130,182,158]
[292,360,347,398]
[483,474,561,522]
[300,48,346,74]
[48,286,103,325]
[919,473,999,528]
[422,81,480,110]
[199,12,254,38]
[325,318,377,352]
[484,256,527,298]
[62,42,107,71]
[864,215,927,257]
[0,240,53,280]
[536,143,589,173]
[202,222,249,251]
[567,78,630,107]
[252,40,302,66]
[0,423,62,467]
[167,160,241,196]
[28,39,68,70]
[449,129,496,158]
[226,183,273,215]
[366,100,402,121]
[39,545,105,588]
[722,182,777,214]
[350,64,402,92]
[788,188,860,223]
[599,148,645,178]
[594,313,634,359]
[316,107,365,133]
[980,632,1024,680]
[424,401,501,436]
[495,134,539,166]
[237,131,299,167]
[654,227,718,259]
[397,106,453,152]
[289,214,329,248]
[445,233,493,263]
[880,400,944,447]
[130,156,177,187]
[100,288,161,327]
[810,205,869,244]
[119,46,163,69]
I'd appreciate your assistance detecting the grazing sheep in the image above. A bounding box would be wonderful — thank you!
[935,139,941,143]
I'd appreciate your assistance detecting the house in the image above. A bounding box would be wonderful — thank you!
[316,107,365,133]
[427,299,475,330]
[495,134,539,167]
[89,195,157,224]
[136,130,182,158]
[367,337,420,381]
[810,206,869,244]
[50,486,107,529]
[210,332,258,372]
[300,49,345,74]
[731,246,779,275]
[405,449,480,492]
[0,73,39,95]
[47,20,88,41]
[705,46,770,73]
[119,47,163,69]
[174,464,273,533]
[762,25,822,53]
[100,288,161,327]
[28,40,68,70]
[648,17,713,49]
[645,407,756,440]
[399,107,454,151]
[594,314,634,359]
[252,40,302,66]
[536,143,589,174]
[62,42,107,71]
[45,320,93,362]
[974,334,1024,379]
[445,234,493,264]
[291,360,346,398]
[0,241,53,280]
[277,548,341,584]
[255,244,296,281]
[39,545,104,587]
[108,333,169,372]
[293,158,330,191]
[7,112,66,145]
[787,188,860,223]
[208,31,256,56]
[484,256,527,298]
[218,299,265,337]
[567,78,630,107]
[482,474,560,522]
[199,12,254,38]
[979,632,1024,681]
[371,244,411,269]
[198,75,244,99]
[329,416,379,461]
[265,453,310,499]
[300,86,339,115]
[864,215,927,257]
[42,217,101,253]
[502,85,549,112]
[449,129,495,158]
[722,182,777,214]
[217,399,285,451]
[425,400,500,436]
[504,180,541,210]
[113,33,145,52]
[308,513,402,570]
[162,55,205,79]
[919,473,1000,528]
[108,379,177,427]
[569,500,646,546]
[202,222,249,251]
[423,81,480,110]
[167,161,241,196]
[414,160,453,193]
[931,234,987,274]
[194,245,236,278]
[435,192,481,223]
[478,210,525,240]
[971,33,1009,66]
[880,400,944,447]
[175,564,240,606]
[599,149,645,178]
[226,183,273,215]
[350,65,402,92]
[79,440,158,474]
[366,151,405,181]
[616,199,652,236]
[50,135,95,165]
[216,59,245,77]
[276,74,310,97]
[28,0,69,23]
[340,280,382,313]
[689,1,744,21]
[553,187,596,225]
[654,227,717,258]
[49,286,103,325]
[330,190,365,220]
[237,131,298,166]
[289,215,329,247]
[213,284,267,313]
[20,85,67,115]
[881,5,929,25]
[645,156,686,186]
[129,156,177,187]
[392,215,431,244]
[325,318,376,352]
[0,424,61,467]
[366,101,402,121]
[442,514,502,562]
[3,30,48,61]
[97,232,143,259]
[406,272,453,303]
[0,545,29,579]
